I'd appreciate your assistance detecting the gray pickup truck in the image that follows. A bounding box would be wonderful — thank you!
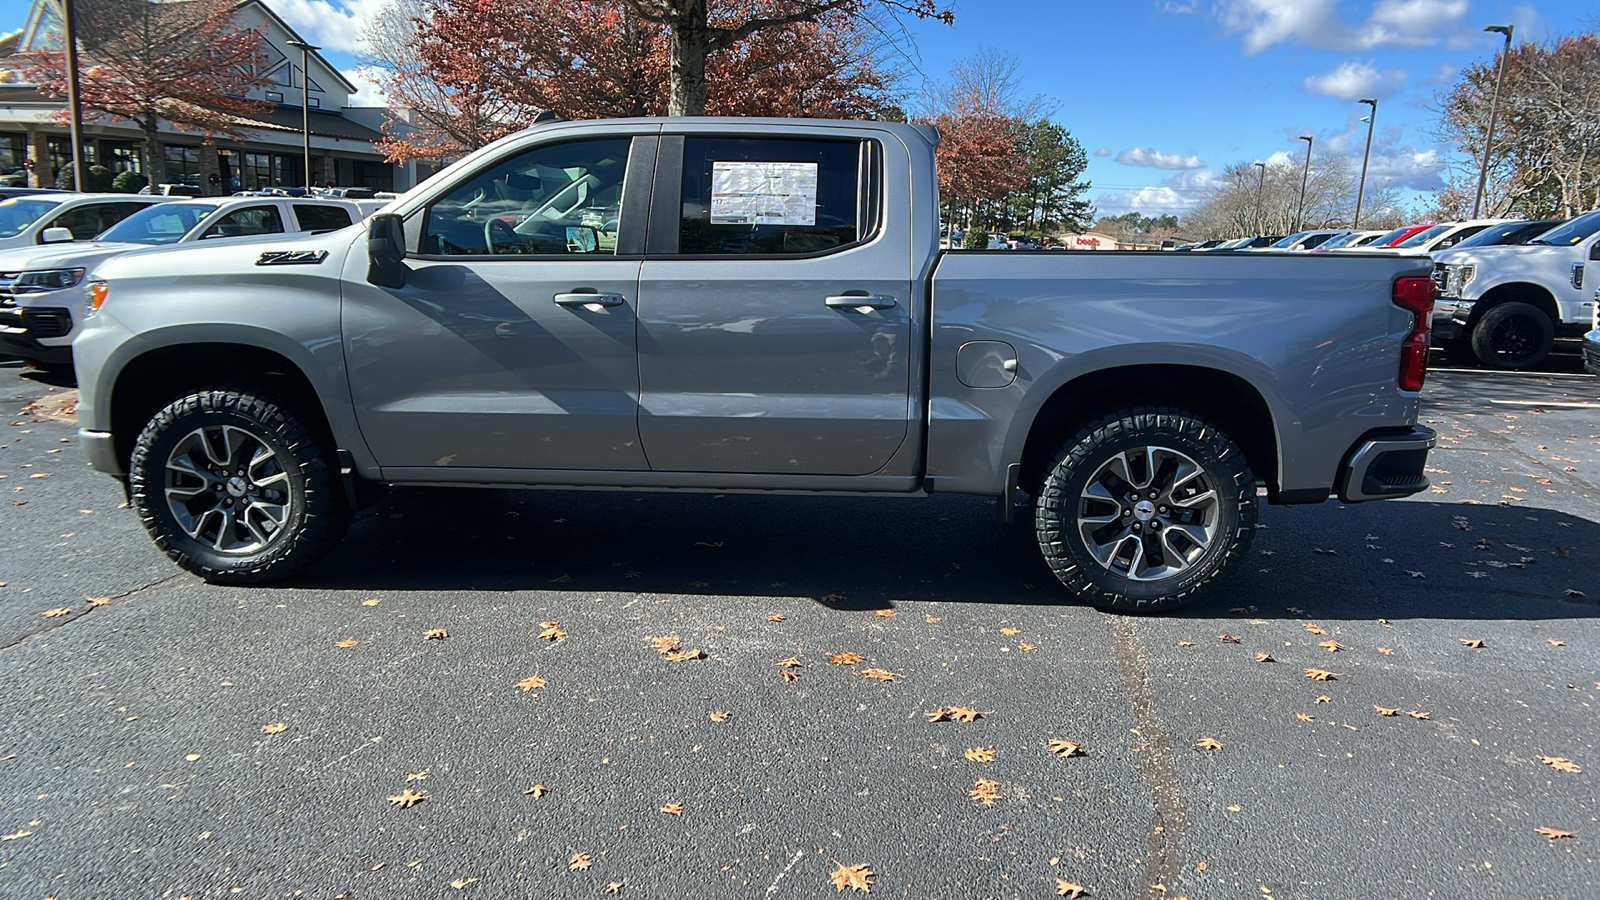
[71,117,1438,612]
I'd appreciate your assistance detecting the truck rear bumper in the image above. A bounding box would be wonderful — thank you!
[1337,426,1436,503]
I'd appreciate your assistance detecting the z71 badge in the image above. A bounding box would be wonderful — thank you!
[256,250,329,266]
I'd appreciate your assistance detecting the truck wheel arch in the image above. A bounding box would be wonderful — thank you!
[109,342,343,476]
[1468,282,1559,329]
[1015,364,1280,501]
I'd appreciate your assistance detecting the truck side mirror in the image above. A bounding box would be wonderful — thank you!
[367,213,408,289]
[40,226,74,244]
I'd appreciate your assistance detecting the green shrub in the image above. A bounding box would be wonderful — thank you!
[962,229,988,249]
[55,162,117,191]
[111,169,148,193]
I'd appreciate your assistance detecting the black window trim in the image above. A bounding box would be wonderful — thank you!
[200,203,285,240]
[291,201,356,234]
[647,133,884,261]
[405,134,655,262]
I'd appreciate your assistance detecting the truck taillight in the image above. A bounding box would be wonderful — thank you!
[1393,275,1433,392]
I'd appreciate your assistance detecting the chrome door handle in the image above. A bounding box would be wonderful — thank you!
[554,291,626,308]
[825,294,897,311]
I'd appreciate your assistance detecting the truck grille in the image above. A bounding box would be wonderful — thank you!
[0,271,18,307]
[1430,262,1448,296]
[22,307,71,339]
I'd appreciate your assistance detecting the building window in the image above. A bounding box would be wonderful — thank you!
[266,91,284,104]
[0,134,25,178]
[100,140,141,174]
[241,152,272,190]
[351,159,393,192]
[163,145,201,185]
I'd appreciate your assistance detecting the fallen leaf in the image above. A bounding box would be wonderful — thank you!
[782,670,801,682]
[1218,633,1241,643]
[1566,589,1587,598]
[709,710,730,722]
[450,877,478,889]
[664,648,706,662]
[969,778,1002,807]
[1196,861,1208,872]
[1548,639,1565,646]
[1407,710,1430,720]
[1017,642,1038,652]
[1048,739,1084,758]
[524,784,549,797]
[767,614,786,622]
[1374,705,1399,716]
[1406,570,1426,579]
[386,789,427,809]
[1318,640,1346,653]
[1378,647,1395,655]
[829,861,874,893]
[1,829,32,840]
[1555,547,1570,558]
[362,598,382,606]
[659,802,684,816]
[516,675,546,692]
[41,607,70,618]
[648,635,681,653]
[1055,879,1089,898]
[947,706,981,723]
[538,621,567,641]
[829,652,864,666]
[1460,638,1485,648]
[261,722,287,735]
[925,616,941,623]
[925,707,950,723]
[858,668,897,682]
[777,656,802,668]
[999,627,1021,636]
[605,882,623,894]
[1304,669,1338,681]
[964,747,995,763]
[1194,737,1223,751]
[425,628,449,640]
[1176,641,1195,647]
[1295,713,1315,722]
[1377,618,1392,627]
[84,595,111,607]
[1303,623,1327,635]
[1540,755,1582,774]
[1536,826,1575,841]
[569,852,592,871]
[335,638,359,648]
[874,609,897,618]
[1255,652,1275,663]
[406,770,429,781]
[1316,695,1331,703]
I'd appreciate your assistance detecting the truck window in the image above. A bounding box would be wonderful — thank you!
[420,138,630,256]
[293,204,354,233]
[202,205,285,239]
[677,137,868,256]
[43,202,130,241]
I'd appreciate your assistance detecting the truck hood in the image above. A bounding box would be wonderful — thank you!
[94,228,351,283]
[0,241,147,273]
[1430,243,1575,269]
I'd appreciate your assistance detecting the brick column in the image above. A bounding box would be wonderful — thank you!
[198,141,222,196]
[26,130,49,188]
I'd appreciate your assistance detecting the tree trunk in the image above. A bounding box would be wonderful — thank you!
[139,116,162,185]
[668,0,710,116]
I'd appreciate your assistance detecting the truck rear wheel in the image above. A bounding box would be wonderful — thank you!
[1033,407,1257,613]
[1470,301,1553,369]
[128,387,349,585]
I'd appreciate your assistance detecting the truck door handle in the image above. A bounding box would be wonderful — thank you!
[825,294,897,311]
[554,291,626,308]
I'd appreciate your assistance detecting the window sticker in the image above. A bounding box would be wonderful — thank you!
[709,161,818,226]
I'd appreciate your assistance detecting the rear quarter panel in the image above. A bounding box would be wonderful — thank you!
[927,251,1433,496]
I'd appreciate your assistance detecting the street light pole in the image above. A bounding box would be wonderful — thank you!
[1253,161,1266,236]
[1295,135,1313,232]
[61,0,85,191]
[1353,99,1377,229]
[285,39,319,192]
[1473,24,1514,218]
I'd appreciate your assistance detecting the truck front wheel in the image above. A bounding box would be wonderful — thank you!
[1033,407,1257,613]
[128,387,349,585]
[1470,301,1553,369]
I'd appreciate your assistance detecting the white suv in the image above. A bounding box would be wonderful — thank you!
[0,197,370,367]
[0,193,168,250]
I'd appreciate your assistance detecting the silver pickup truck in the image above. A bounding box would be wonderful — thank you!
[71,117,1438,612]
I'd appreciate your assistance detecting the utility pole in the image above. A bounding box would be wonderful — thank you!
[1295,135,1313,232]
[1473,24,1514,218]
[286,39,319,192]
[1353,99,1377,228]
[62,0,85,190]
[1253,162,1266,236]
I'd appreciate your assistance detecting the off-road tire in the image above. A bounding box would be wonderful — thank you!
[129,387,349,585]
[1034,406,1257,613]
[1470,301,1553,370]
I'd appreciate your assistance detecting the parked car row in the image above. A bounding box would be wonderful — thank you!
[0,192,388,367]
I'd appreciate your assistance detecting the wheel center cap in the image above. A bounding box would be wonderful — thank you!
[225,476,248,498]
[1133,500,1157,522]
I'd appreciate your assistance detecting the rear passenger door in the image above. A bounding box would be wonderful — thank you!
[634,133,912,476]
[291,203,354,234]
[42,201,151,242]
[199,204,285,240]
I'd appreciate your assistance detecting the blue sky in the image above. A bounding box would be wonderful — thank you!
[2,0,1591,218]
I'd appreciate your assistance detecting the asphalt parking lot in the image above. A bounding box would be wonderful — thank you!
[1,353,1596,899]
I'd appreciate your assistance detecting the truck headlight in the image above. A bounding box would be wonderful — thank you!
[14,267,86,293]
[84,279,109,318]
[1458,264,1474,288]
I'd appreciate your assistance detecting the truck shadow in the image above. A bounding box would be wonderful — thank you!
[297,489,1597,621]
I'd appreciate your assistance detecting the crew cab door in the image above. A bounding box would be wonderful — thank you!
[342,134,653,472]
[634,133,912,475]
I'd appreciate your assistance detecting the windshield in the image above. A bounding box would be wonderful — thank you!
[0,197,67,238]
[1317,233,1358,249]
[1371,226,1416,246]
[1453,220,1557,249]
[1530,210,1600,246]
[1269,231,1312,248]
[96,203,221,245]
[1395,224,1450,248]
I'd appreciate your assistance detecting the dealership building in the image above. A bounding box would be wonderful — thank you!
[0,0,422,193]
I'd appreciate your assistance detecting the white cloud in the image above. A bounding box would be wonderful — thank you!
[1115,147,1207,170]
[1215,0,1468,55]
[1303,61,1407,100]
[1094,147,1112,157]
[342,66,389,107]
[271,0,390,55]
[1095,169,1226,214]
[1365,146,1446,191]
